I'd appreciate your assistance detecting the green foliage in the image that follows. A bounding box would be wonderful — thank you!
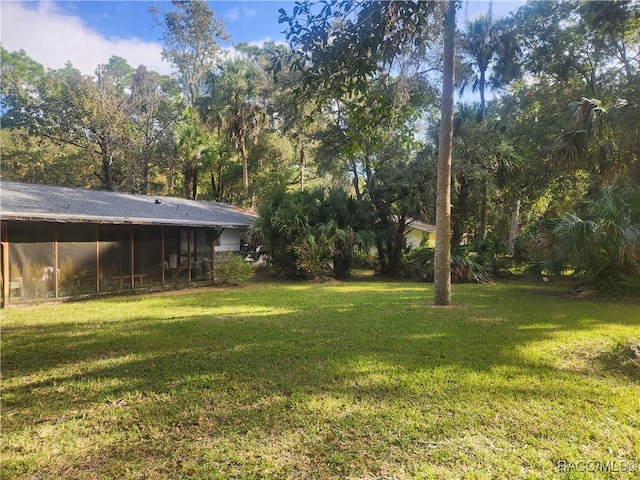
[251,187,372,279]
[404,246,492,284]
[448,103,523,245]
[0,47,45,127]
[149,0,229,107]
[351,251,378,271]
[530,182,640,294]
[200,56,270,201]
[0,129,95,187]
[472,234,510,276]
[2,0,639,260]
[210,252,254,285]
[173,107,212,199]
[514,0,640,183]
[459,13,522,116]
[290,236,333,280]
[0,53,179,193]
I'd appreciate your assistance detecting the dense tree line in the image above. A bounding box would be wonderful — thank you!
[1,0,638,295]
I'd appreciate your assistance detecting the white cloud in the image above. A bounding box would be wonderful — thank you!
[224,6,240,22]
[0,1,170,76]
[246,37,286,48]
[223,37,286,61]
[242,6,257,18]
[223,4,257,23]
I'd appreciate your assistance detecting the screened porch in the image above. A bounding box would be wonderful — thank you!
[1,221,238,303]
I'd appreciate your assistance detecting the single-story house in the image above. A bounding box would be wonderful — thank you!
[0,180,255,305]
[405,219,436,249]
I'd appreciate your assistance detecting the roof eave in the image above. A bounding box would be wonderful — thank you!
[0,213,251,229]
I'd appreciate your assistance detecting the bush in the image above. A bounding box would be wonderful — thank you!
[250,187,373,280]
[211,253,254,285]
[529,183,640,294]
[351,251,378,271]
[291,238,333,281]
[472,235,509,276]
[405,246,492,283]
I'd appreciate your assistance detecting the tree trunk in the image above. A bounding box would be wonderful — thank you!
[364,151,373,187]
[211,172,218,200]
[240,140,249,199]
[478,62,487,235]
[183,167,193,199]
[99,137,114,191]
[478,69,486,121]
[300,145,306,190]
[479,182,487,239]
[192,165,198,200]
[388,215,406,277]
[452,176,469,247]
[508,198,520,255]
[376,238,387,274]
[350,157,362,201]
[434,1,456,306]
[142,154,150,195]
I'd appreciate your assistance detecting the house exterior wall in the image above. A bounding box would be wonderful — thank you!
[217,229,242,252]
[406,228,435,249]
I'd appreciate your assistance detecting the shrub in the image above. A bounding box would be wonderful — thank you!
[251,187,373,280]
[291,237,333,281]
[405,246,492,283]
[351,251,378,271]
[529,183,640,294]
[472,235,509,276]
[211,253,254,285]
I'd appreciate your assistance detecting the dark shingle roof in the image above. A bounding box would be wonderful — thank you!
[0,180,254,228]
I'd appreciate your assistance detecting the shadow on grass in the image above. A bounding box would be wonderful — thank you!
[2,281,639,478]
[4,281,638,405]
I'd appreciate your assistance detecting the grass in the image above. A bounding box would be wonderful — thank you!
[1,279,639,479]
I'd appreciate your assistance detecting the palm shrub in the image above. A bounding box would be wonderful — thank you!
[290,235,333,280]
[531,183,640,293]
[251,187,373,279]
[472,234,510,276]
[250,189,313,278]
[405,246,492,283]
[313,189,374,278]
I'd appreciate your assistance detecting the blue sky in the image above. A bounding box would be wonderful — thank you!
[1,1,525,76]
[55,1,294,44]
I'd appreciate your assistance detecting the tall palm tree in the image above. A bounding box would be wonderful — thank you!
[200,57,268,203]
[174,107,209,199]
[551,97,614,180]
[460,10,521,120]
[434,0,457,306]
[459,9,522,239]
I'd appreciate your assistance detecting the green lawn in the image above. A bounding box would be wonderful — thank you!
[2,280,639,479]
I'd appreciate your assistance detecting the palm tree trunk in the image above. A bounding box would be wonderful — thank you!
[192,165,198,200]
[183,167,193,200]
[479,69,486,121]
[508,198,520,255]
[350,157,362,201]
[300,145,306,190]
[479,182,488,239]
[98,137,114,191]
[434,0,456,306]
[240,141,249,199]
[142,154,150,195]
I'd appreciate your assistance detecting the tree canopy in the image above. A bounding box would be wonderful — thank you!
[1,0,638,294]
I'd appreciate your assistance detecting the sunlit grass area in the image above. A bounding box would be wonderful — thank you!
[2,280,639,479]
